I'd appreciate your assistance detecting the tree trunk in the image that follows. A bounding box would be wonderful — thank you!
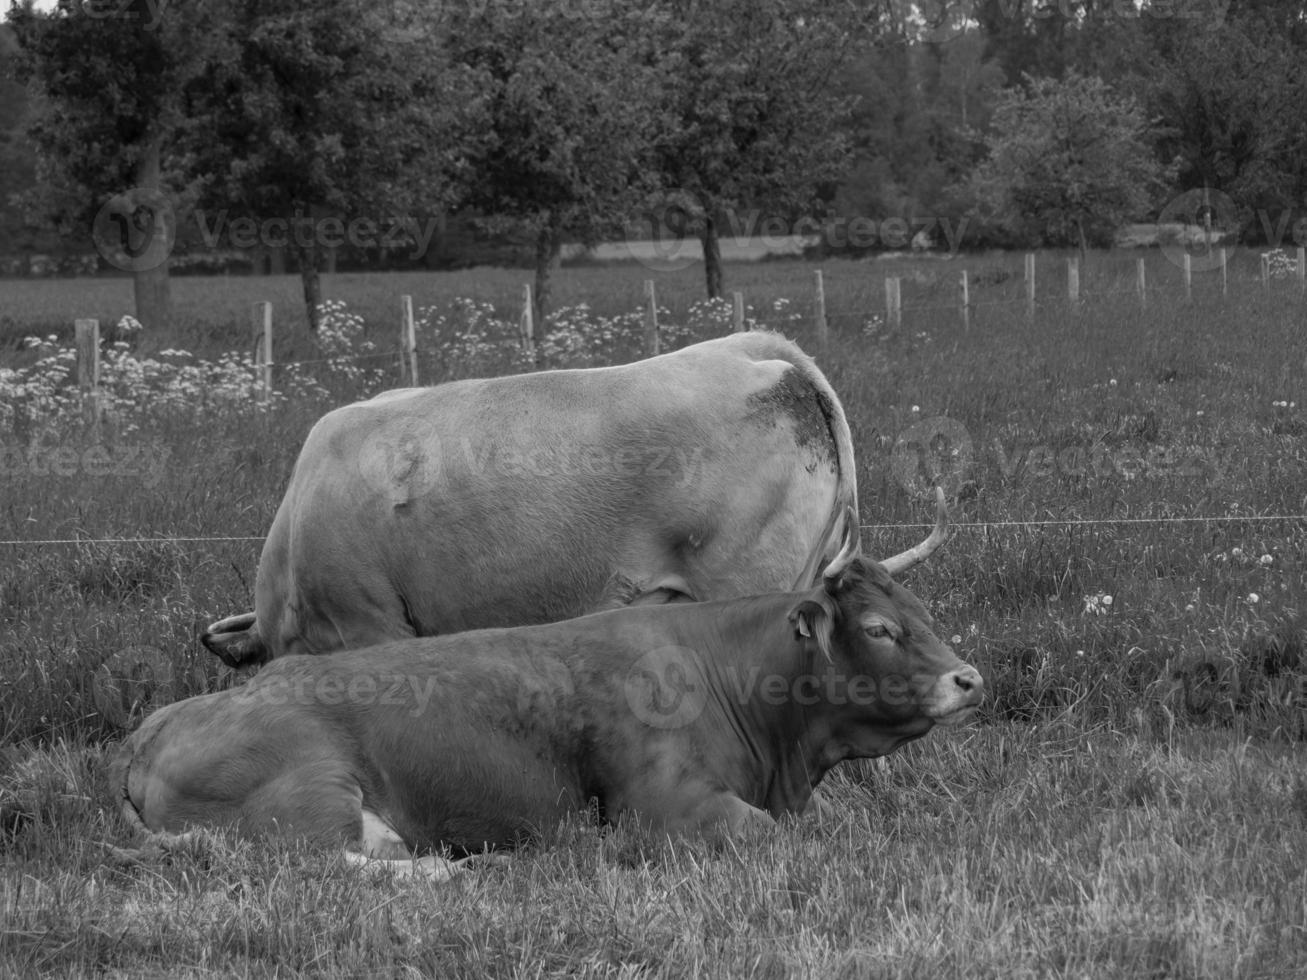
[533,222,562,328]
[700,213,723,299]
[131,139,172,333]
[297,238,322,331]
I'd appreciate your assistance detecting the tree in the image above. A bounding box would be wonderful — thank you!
[8,0,224,330]
[186,0,480,330]
[1144,13,1307,238]
[652,0,858,298]
[448,0,668,325]
[972,71,1173,257]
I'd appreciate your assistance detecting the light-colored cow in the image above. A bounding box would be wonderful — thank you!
[113,495,983,879]
[202,331,858,666]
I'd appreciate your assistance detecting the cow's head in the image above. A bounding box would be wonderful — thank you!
[787,489,983,757]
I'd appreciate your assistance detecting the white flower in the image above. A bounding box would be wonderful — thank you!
[1231,547,1243,558]
[1109,378,1117,386]
[1247,593,1260,604]
[1260,554,1273,566]
[911,405,920,413]
[950,635,961,645]
[1196,410,1204,417]
[1075,650,1084,657]
[1082,592,1112,615]
[1184,604,1195,613]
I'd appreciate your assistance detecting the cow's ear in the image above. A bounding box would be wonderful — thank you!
[788,596,835,662]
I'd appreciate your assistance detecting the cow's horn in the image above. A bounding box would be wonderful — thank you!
[820,506,861,584]
[880,486,949,577]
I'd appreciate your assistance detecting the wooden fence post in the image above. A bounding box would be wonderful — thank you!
[813,270,828,356]
[1024,253,1035,320]
[1183,253,1192,300]
[732,291,746,332]
[1261,253,1270,289]
[74,318,101,430]
[1220,248,1228,298]
[520,284,536,363]
[959,270,970,331]
[885,277,902,329]
[643,279,659,357]
[1136,258,1146,309]
[1299,247,1306,294]
[400,294,418,386]
[252,302,272,403]
[1067,256,1080,307]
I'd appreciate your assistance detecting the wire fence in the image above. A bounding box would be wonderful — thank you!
[3,513,1305,549]
[18,248,1305,555]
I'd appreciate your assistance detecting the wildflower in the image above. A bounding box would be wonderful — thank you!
[1109,378,1117,386]
[1075,650,1084,657]
[1247,593,1260,604]
[911,405,920,414]
[1260,554,1273,566]
[1196,410,1204,417]
[1184,604,1195,613]
[950,635,962,645]
[1082,592,1113,615]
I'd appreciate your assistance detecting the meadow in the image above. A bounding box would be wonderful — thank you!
[2,248,1306,978]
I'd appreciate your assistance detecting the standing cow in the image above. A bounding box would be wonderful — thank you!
[203,331,859,666]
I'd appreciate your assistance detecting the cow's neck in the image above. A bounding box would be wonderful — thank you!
[690,598,846,817]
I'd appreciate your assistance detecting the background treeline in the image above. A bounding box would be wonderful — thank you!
[2,0,1306,326]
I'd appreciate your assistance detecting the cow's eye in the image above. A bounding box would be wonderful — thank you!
[864,623,891,639]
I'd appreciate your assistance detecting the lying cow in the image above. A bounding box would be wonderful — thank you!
[113,493,982,878]
[202,331,857,666]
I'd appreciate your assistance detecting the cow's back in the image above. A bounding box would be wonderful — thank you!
[254,333,856,658]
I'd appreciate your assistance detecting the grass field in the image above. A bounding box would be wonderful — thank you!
[2,250,1306,977]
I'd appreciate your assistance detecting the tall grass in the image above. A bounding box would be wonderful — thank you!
[2,250,1305,977]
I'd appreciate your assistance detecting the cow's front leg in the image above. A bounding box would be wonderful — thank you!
[343,849,510,881]
[674,792,776,839]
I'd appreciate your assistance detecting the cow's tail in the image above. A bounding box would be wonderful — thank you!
[786,348,860,590]
[200,611,268,668]
[106,731,206,865]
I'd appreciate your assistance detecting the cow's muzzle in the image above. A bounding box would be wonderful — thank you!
[923,665,984,725]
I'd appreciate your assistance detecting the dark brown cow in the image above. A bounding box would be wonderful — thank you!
[116,495,980,879]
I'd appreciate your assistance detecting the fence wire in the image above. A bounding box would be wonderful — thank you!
[2,513,1304,549]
